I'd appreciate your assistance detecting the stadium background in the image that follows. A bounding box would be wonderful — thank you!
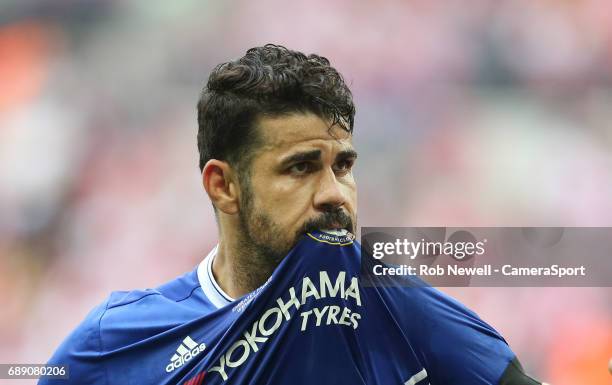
[1,1,611,384]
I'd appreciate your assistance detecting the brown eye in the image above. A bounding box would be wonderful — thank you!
[334,159,355,174]
[289,162,312,175]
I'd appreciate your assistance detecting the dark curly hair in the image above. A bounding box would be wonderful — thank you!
[196,44,355,175]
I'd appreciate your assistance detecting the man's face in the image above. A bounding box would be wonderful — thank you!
[237,111,358,263]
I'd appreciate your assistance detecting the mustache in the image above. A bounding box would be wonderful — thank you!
[300,209,354,235]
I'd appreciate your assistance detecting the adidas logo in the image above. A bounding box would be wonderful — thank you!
[165,336,207,373]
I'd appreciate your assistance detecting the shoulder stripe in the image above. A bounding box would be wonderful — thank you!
[404,368,428,385]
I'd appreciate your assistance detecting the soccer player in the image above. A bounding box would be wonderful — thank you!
[41,45,543,384]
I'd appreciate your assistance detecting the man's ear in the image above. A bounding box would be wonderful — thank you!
[202,160,240,215]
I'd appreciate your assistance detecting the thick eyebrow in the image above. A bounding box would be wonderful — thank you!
[278,148,358,170]
[335,149,358,162]
[278,150,322,168]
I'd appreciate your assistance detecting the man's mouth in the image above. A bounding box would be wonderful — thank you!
[301,211,354,236]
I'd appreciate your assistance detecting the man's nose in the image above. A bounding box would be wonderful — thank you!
[313,169,346,211]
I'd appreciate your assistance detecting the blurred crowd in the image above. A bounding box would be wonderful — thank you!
[1,1,611,384]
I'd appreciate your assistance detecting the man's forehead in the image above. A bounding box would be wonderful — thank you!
[255,112,353,150]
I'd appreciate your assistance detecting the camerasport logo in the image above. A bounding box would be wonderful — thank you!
[166,336,207,373]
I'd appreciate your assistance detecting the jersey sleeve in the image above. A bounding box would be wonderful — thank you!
[419,287,516,385]
[38,299,110,385]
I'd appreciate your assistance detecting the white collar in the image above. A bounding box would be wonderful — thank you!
[197,245,235,309]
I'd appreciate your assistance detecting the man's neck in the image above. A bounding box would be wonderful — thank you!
[211,240,275,299]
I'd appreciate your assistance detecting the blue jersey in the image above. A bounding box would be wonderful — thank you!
[41,230,516,385]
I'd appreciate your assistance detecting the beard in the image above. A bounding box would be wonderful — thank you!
[234,185,355,291]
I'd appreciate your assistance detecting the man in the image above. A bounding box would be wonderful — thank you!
[42,45,542,384]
